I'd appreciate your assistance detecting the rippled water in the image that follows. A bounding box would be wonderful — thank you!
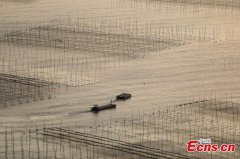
[0,0,239,120]
[0,0,239,111]
[0,0,240,137]
[0,0,240,158]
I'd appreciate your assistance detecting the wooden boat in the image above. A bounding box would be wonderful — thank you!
[91,103,116,112]
[116,93,131,100]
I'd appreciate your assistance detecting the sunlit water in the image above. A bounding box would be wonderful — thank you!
[0,0,240,129]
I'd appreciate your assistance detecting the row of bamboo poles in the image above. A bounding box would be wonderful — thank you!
[1,18,233,107]
[112,0,240,11]
[1,98,239,159]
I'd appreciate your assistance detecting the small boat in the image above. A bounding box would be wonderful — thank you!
[116,93,131,100]
[91,103,116,112]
